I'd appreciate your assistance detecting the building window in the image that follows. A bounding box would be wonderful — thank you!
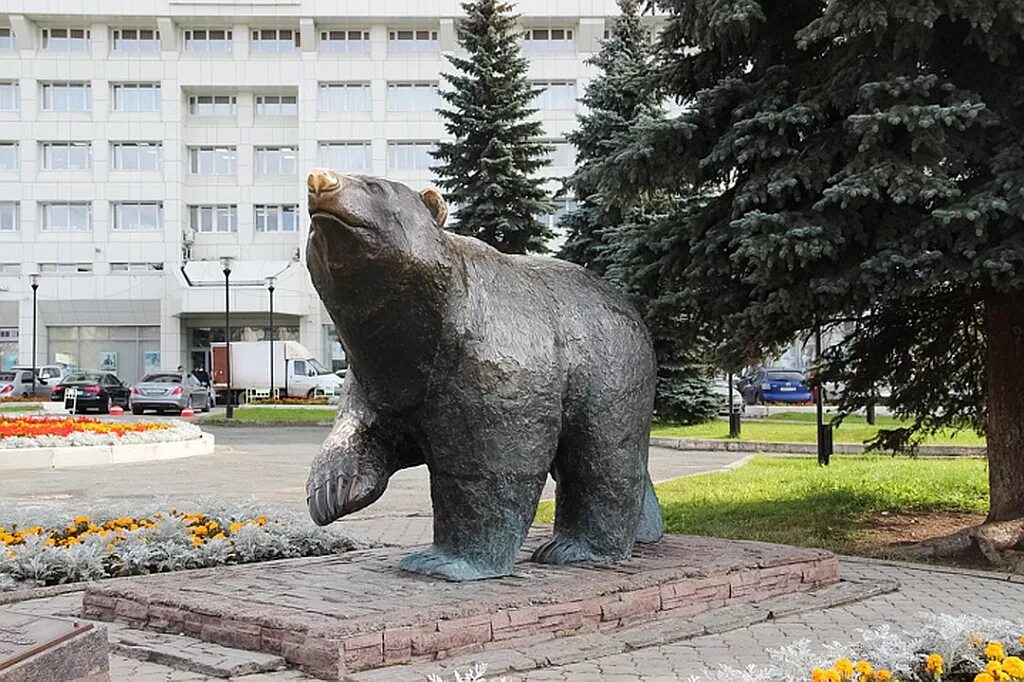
[387,142,434,172]
[189,205,237,233]
[183,29,232,53]
[255,95,298,117]
[112,142,161,171]
[540,198,578,231]
[0,28,14,50]
[188,147,237,176]
[546,140,575,167]
[531,81,577,110]
[41,142,91,171]
[0,202,17,231]
[317,83,371,112]
[318,143,371,172]
[42,83,92,112]
[255,147,298,175]
[188,95,236,117]
[110,262,164,273]
[112,28,160,52]
[387,82,440,113]
[39,263,93,273]
[320,29,369,53]
[40,203,92,232]
[0,83,16,110]
[112,83,161,112]
[388,29,438,53]
[41,28,90,52]
[522,28,575,52]
[251,29,299,52]
[113,202,162,231]
[254,205,299,233]
[0,263,20,275]
[0,143,16,171]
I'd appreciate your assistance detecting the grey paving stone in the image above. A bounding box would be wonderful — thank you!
[110,626,287,678]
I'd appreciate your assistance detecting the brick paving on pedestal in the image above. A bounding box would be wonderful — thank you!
[80,535,836,680]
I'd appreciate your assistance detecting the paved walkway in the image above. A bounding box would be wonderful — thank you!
[3,427,1020,681]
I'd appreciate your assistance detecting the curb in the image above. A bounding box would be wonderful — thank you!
[0,433,216,471]
[649,436,986,458]
[197,419,334,428]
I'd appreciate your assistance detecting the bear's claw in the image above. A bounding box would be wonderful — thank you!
[531,535,598,564]
[398,546,504,581]
[307,473,351,526]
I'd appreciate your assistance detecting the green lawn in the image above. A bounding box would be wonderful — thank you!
[651,414,985,447]
[537,456,988,555]
[203,407,334,423]
[0,404,39,413]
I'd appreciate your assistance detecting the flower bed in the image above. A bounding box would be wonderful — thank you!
[249,397,331,406]
[699,614,1024,682]
[0,415,200,449]
[0,504,358,589]
[0,397,44,404]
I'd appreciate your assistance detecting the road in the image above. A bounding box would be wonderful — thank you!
[0,425,745,517]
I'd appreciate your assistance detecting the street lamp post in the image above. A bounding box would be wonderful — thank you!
[266,276,276,399]
[221,257,234,419]
[29,274,39,397]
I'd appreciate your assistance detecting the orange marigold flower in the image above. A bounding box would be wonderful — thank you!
[211,532,226,541]
[191,536,203,547]
[977,674,997,682]
[875,670,893,682]
[228,522,243,533]
[987,642,1007,661]
[1008,657,1024,678]
[193,525,209,536]
[812,668,828,682]
[926,654,944,674]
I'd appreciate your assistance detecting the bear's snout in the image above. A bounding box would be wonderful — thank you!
[307,168,341,198]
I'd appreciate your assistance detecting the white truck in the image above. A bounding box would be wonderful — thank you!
[210,341,343,402]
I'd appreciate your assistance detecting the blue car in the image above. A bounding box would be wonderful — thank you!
[740,368,813,405]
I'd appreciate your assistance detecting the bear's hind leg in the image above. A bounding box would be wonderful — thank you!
[399,470,547,581]
[532,430,647,565]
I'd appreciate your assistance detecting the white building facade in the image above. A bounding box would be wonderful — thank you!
[0,1,643,386]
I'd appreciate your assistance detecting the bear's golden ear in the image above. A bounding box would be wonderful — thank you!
[420,187,448,227]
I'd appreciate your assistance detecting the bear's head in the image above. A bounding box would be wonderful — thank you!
[306,169,451,290]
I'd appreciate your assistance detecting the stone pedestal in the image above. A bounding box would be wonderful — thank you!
[82,535,837,680]
[0,610,108,682]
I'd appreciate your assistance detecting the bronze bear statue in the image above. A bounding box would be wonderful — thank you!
[305,169,662,581]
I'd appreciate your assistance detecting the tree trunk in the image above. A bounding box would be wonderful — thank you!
[985,294,1024,522]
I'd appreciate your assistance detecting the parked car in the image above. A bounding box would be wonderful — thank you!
[711,376,745,415]
[737,368,813,405]
[0,369,54,399]
[10,364,68,384]
[50,371,131,413]
[130,371,213,415]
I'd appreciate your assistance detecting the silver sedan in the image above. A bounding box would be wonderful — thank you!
[130,372,212,415]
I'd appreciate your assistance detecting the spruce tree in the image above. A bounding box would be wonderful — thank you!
[561,0,718,424]
[597,0,1024,538]
[432,0,552,255]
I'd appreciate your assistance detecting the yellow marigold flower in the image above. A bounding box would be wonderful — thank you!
[855,661,873,677]
[875,670,893,682]
[229,522,243,533]
[987,642,1007,661]
[193,525,209,536]
[64,536,80,546]
[835,660,855,677]
[43,538,55,547]
[72,516,90,525]
[926,654,944,674]
[191,536,203,547]
[211,532,226,541]
[129,524,138,532]
[1009,657,1024,678]
[824,671,841,682]
[1019,636,1024,648]
[207,520,219,531]
[255,515,267,526]
[812,668,828,682]
[977,674,997,682]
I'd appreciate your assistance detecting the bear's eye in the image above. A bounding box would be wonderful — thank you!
[366,181,386,195]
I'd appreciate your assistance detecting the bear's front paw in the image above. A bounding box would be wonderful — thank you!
[306,452,354,526]
[398,546,506,582]
[531,535,598,565]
